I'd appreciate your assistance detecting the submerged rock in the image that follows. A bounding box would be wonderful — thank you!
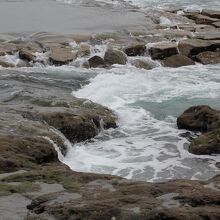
[148,42,178,60]
[104,48,127,65]
[177,105,220,132]
[162,54,195,67]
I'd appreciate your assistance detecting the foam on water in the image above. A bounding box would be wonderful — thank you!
[62,64,220,182]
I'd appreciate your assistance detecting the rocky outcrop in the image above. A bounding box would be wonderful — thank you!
[104,48,127,65]
[162,54,195,67]
[178,39,220,57]
[124,44,146,56]
[178,105,220,155]
[88,55,105,68]
[194,51,220,64]
[148,42,178,60]
[49,46,76,65]
[189,128,220,155]
[177,105,220,132]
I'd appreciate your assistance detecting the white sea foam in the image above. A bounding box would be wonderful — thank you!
[61,63,220,182]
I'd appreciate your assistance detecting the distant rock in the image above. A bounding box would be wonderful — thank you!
[124,44,146,56]
[104,48,127,65]
[194,51,220,65]
[177,105,220,132]
[162,54,195,67]
[148,42,178,60]
[88,55,105,68]
[49,46,76,65]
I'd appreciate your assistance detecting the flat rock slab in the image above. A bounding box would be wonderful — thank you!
[195,31,220,40]
[0,194,31,220]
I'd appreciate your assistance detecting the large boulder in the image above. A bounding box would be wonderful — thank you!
[177,105,220,132]
[189,128,220,155]
[49,46,76,65]
[178,39,220,57]
[148,42,178,60]
[104,48,127,65]
[124,44,146,56]
[88,55,105,68]
[162,54,195,67]
[194,51,220,64]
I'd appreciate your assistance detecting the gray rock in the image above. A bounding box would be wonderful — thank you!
[177,105,220,132]
[104,48,127,65]
[178,39,220,57]
[49,46,76,65]
[162,54,195,67]
[148,42,178,60]
[194,51,220,65]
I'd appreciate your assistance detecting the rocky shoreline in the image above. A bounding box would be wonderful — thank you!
[0,3,220,220]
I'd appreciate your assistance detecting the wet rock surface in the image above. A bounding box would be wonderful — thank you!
[178,105,220,155]
[0,4,220,220]
[162,54,195,67]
